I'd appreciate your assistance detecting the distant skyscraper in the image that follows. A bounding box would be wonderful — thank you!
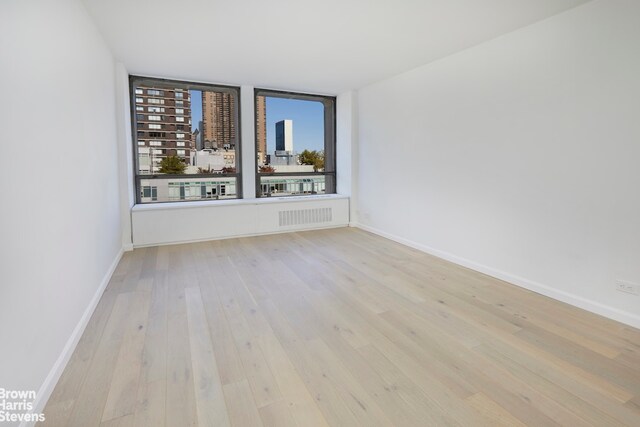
[202,91,235,149]
[256,96,267,164]
[275,119,293,152]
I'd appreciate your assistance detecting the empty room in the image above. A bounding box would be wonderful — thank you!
[2,0,640,426]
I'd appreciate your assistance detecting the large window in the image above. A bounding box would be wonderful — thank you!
[254,89,336,197]
[130,76,241,204]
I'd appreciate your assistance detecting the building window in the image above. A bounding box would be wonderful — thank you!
[135,89,143,95]
[130,75,241,204]
[254,89,336,198]
[141,186,157,201]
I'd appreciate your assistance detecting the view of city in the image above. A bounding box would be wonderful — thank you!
[133,83,329,202]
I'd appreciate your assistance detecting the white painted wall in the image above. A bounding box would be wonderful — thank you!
[336,91,358,222]
[0,0,123,418]
[356,0,640,327]
[131,196,349,247]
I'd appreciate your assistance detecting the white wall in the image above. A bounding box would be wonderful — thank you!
[0,0,123,417]
[356,0,640,327]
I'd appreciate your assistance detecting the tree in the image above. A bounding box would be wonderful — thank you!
[259,165,275,173]
[159,155,186,174]
[299,149,324,172]
[197,166,213,174]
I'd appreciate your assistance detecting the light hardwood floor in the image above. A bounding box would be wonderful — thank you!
[42,228,640,426]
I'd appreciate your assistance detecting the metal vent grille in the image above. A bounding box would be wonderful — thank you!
[279,207,332,227]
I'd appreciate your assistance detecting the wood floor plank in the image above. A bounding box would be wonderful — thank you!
[102,288,152,422]
[42,228,640,427]
[185,286,231,427]
[222,380,264,427]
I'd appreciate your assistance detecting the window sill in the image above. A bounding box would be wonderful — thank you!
[131,193,349,212]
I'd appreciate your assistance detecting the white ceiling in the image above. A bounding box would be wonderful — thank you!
[83,0,589,94]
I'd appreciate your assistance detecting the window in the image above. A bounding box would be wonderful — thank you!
[254,89,335,197]
[130,75,241,204]
[135,89,143,95]
[141,186,157,201]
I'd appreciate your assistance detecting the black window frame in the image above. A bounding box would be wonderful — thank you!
[129,75,242,205]
[254,88,336,198]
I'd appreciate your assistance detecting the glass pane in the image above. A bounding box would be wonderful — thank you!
[133,84,238,177]
[256,96,325,174]
[139,177,238,203]
[259,175,326,197]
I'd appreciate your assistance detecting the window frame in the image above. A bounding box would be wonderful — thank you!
[129,75,242,205]
[253,88,336,198]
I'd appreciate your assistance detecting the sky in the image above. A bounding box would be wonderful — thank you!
[265,97,324,153]
[189,90,324,152]
[190,90,202,132]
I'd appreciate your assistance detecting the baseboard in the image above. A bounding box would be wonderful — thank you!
[132,223,350,248]
[353,222,640,330]
[24,247,126,427]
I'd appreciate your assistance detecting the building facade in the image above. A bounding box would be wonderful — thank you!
[202,91,236,149]
[275,119,293,152]
[134,86,192,173]
[256,95,267,164]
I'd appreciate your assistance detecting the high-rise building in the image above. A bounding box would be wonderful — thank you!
[256,96,267,164]
[275,119,293,152]
[134,86,191,173]
[202,91,236,149]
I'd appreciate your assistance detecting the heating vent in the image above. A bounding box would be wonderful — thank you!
[279,207,332,227]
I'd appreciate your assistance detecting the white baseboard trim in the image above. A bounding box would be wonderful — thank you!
[24,247,126,427]
[354,222,640,330]
[133,223,350,248]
